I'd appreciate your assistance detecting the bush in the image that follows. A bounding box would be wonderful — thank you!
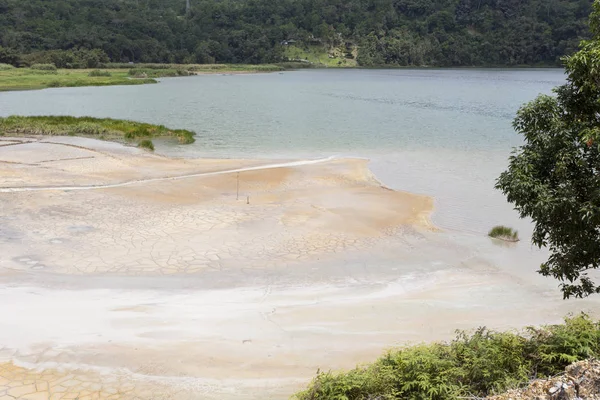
[31,63,57,71]
[294,314,600,400]
[0,46,20,66]
[488,226,519,241]
[138,139,155,151]
[128,67,191,78]
[88,69,111,77]
[22,49,109,69]
[0,63,15,70]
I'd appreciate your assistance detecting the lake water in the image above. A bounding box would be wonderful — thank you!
[0,68,565,235]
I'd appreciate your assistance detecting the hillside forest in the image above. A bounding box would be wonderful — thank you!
[0,0,594,66]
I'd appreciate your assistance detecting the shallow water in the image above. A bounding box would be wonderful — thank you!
[0,68,565,233]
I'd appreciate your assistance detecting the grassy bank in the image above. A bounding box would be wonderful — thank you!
[0,116,196,148]
[0,63,286,92]
[294,314,600,400]
[0,68,156,91]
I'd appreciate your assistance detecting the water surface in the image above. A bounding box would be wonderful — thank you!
[0,68,565,234]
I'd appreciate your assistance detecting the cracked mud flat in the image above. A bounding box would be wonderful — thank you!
[1,136,599,400]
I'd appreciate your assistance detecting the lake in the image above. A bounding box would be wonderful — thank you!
[0,68,565,234]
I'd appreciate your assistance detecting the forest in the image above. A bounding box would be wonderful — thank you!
[0,0,594,66]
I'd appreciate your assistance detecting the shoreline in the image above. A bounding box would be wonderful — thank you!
[2,136,599,400]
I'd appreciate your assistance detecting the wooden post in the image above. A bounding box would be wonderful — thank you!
[236,172,239,200]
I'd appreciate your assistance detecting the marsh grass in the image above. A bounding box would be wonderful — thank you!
[128,68,191,78]
[295,314,600,400]
[138,139,155,151]
[30,63,57,71]
[88,69,112,77]
[104,63,285,72]
[0,116,195,145]
[488,225,519,241]
[0,68,156,91]
[0,64,288,92]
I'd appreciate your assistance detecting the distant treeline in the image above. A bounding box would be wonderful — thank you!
[0,0,593,67]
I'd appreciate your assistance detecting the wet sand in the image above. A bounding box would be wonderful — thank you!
[0,137,598,400]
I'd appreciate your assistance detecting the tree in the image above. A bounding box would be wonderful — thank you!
[0,46,19,65]
[496,0,600,299]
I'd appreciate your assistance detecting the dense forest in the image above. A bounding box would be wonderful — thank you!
[0,0,594,66]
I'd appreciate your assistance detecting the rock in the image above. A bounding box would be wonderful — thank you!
[488,359,600,400]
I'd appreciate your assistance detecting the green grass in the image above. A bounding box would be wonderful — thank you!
[0,116,195,145]
[294,314,600,400]
[0,64,287,92]
[30,63,57,71]
[128,68,192,78]
[88,69,112,77]
[102,62,285,72]
[283,44,358,67]
[488,225,519,241]
[0,68,156,91]
[137,139,155,151]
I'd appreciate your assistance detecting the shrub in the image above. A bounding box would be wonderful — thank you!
[0,63,15,70]
[22,49,109,68]
[46,80,61,88]
[88,69,111,77]
[488,225,519,241]
[128,68,149,78]
[138,139,155,151]
[31,63,57,71]
[294,314,600,400]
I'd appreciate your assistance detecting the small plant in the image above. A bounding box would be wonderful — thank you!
[488,225,519,241]
[31,63,57,71]
[138,139,155,151]
[0,63,15,70]
[88,69,111,77]
[46,80,61,88]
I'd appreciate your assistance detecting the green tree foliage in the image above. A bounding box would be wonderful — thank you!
[0,45,19,65]
[21,49,109,68]
[0,0,594,66]
[295,314,600,400]
[496,1,600,299]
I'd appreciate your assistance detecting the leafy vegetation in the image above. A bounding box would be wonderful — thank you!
[0,116,195,145]
[283,45,357,67]
[0,63,14,70]
[496,0,600,299]
[87,69,112,77]
[0,63,287,92]
[20,49,109,68]
[127,67,191,77]
[488,226,519,241]
[0,0,594,67]
[294,314,600,400]
[138,139,155,151]
[0,67,156,91]
[30,63,57,71]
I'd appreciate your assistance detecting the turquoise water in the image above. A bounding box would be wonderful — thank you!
[0,68,565,233]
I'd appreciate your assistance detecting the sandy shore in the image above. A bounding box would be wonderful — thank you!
[0,137,598,400]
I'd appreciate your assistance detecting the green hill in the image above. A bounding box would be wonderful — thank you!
[0,0,593,67]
